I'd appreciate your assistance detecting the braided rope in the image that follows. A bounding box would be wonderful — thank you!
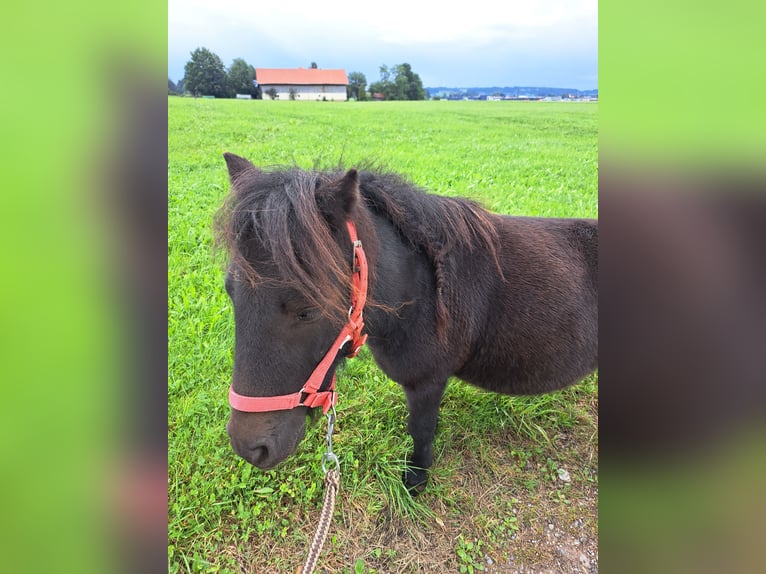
[299,468,340,574]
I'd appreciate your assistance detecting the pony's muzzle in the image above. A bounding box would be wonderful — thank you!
[226,422,277,468]
[225,409,307,470]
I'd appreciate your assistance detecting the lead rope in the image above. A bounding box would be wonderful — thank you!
[298,407,340,574]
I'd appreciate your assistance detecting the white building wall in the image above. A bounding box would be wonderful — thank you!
[261,84,347,101]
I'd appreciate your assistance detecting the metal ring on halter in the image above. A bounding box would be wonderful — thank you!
[339,333,352,349]
[321,451,339,474]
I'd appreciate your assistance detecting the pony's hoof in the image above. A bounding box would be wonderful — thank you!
[403,467,429,495]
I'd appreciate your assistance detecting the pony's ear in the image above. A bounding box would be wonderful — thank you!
[316,168,359,227]
[223,152,256,181]
[336,168,360,215]
[317,169,360,222]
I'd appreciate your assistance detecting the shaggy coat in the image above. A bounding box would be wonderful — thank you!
[218,153,598,490]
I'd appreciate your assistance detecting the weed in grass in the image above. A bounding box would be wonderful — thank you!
[455,535,486,573]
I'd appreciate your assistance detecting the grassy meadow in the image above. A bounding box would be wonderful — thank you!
[168,97,598,573]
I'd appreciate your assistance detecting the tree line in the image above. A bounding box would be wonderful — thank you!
[168,48,257,98]
[171,47,426,101]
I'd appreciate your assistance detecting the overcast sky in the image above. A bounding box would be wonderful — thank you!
[168,0,597,90]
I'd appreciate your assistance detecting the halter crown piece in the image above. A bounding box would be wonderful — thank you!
[228,220,369,414]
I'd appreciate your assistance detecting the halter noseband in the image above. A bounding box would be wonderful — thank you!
[228,220,369,415]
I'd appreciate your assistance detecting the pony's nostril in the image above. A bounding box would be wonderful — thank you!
[249,444,269,466]
[228,434,276,468]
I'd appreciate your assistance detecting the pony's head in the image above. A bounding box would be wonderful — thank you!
[216,153,366,469]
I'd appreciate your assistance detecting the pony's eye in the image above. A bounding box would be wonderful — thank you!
[297,308,319,322]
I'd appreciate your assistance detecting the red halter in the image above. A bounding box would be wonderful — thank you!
[228,220,369,415]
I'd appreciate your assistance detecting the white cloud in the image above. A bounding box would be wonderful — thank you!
[170,0,595,46]
[168,0,597,88]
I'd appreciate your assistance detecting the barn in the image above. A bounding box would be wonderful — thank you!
[255,68,348,101]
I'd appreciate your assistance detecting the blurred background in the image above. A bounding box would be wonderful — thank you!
[0,1,763,573]
[0,3,166,573]
[600,2,765,572]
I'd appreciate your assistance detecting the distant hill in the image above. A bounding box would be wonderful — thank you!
[426,86,598,99]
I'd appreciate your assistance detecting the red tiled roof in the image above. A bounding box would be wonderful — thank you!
[255,68,348,86]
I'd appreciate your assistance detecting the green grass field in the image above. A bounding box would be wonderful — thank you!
[168,97,598,573]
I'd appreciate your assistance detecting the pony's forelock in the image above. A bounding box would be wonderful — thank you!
[215,168,354,324]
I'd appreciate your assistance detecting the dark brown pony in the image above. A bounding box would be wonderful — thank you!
[217,153,598,491]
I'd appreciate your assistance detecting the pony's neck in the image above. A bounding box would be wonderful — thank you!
[360,209,432,342]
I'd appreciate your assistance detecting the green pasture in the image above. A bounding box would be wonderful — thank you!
[169,97,598,573]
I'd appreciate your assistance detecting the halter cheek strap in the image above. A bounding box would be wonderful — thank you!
[228,220,369,415]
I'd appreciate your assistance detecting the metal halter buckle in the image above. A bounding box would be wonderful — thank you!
[321,406,340,474]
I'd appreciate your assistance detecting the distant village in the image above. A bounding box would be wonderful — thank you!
[427,87,598,102]
[431,93,597,102]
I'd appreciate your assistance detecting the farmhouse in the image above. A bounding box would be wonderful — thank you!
[255,68,348,101]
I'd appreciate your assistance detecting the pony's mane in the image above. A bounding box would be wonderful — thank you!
[215,166,501,331]
[358,171,502,332]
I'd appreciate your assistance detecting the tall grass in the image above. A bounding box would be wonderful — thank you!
[168,98,597,572]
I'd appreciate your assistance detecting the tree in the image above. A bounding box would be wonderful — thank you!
[227,58,256,97]
[265,87,278,100]
[368,65,392,99]
[347,71,367,100]
[379,65,391,84]
[368,63,426,101]
[183,47,229,98]
[310,61,318,69]
[396,63,426,100]
[392,73,409,100]
[168,78,178,95]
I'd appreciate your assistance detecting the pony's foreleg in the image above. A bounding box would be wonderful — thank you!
[402,378,447,493]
